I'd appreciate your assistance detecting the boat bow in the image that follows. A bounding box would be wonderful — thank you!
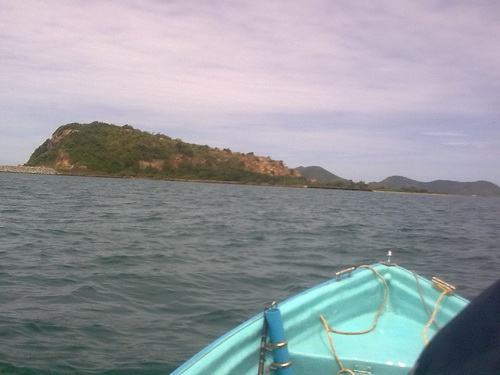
[172,263,468,375]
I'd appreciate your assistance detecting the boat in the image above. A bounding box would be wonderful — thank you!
[171,259,470,375]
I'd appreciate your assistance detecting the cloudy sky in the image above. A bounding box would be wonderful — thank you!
[1,0,499,184]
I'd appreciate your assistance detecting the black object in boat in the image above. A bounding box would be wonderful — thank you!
[410,278,500,375]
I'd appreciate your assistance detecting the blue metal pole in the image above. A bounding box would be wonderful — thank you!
[265,307,292,375]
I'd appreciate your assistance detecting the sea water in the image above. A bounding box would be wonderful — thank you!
[1,173,498,374]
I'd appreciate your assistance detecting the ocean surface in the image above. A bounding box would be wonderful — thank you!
[1,173,499,374]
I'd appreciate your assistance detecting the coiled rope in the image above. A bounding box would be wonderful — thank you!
[422,279,454,345]
[413,272,454,344]
[412,271,441,330]
[319,265,389,375]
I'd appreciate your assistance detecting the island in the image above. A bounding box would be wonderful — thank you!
[24,121,309,186]
[3,121,498,197]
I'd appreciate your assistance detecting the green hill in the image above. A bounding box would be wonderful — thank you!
[295,166,344,182]
[295,166,369,190]
[369,176,500,197]
[26,122,307,185]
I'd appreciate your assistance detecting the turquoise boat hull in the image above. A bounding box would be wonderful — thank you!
[171,263,468,375]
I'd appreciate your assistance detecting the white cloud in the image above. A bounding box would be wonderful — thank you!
[2,0,498,114]
[423,132,468,137]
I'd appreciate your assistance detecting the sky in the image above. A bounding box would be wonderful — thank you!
[1,0,499,184]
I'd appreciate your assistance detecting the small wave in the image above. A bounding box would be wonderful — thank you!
[0,362,55,375]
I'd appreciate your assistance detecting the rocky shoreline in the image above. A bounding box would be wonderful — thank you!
[0,165,58,175]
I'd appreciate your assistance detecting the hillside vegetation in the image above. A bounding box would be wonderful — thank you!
[296,166,369,190]
[26,122,307,185]
[295,166,343,182]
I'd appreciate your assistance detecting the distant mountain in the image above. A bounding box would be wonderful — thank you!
[369,176,500,197]
[295,166,344,182]
[26,122,307,185]
[294,166,369,190]
[369,176,427,190]
[296,167,500,196]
